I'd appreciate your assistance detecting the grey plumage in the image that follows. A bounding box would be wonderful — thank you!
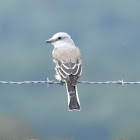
[53,47,82,111]
[46,32,82,111]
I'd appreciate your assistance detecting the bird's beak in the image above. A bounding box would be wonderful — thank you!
[45,38,54,43]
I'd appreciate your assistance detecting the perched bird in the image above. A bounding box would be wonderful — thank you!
[45,32,82,111]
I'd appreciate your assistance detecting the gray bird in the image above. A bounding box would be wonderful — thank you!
[46,32,82,111]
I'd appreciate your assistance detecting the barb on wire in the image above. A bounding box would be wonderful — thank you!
[0,79,140,85]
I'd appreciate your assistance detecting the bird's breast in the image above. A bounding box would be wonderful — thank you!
[52,46,81,63]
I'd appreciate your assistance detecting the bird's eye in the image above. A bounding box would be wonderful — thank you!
[58,37,62,40]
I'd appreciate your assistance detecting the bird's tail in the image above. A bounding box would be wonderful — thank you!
[66,82,80,111]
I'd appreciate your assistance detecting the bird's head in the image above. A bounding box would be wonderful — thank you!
[45,32,75,47]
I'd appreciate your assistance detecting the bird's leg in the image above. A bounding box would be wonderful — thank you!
[59,80,64,86]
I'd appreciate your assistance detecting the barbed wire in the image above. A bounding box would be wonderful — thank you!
[0,79,140,85]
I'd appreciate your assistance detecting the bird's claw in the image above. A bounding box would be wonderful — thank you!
[60,80,64,86]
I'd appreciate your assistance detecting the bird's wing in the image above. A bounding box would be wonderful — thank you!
[53,59,82,85]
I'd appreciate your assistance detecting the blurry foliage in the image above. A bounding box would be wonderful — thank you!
[0,115,28,140]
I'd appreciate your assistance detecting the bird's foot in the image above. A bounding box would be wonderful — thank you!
[59,80,64,86]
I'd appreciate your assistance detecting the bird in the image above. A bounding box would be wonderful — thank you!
[45,32,82,111]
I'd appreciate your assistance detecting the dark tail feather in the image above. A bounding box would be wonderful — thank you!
[69,92,80,110]
[66,82,80,111]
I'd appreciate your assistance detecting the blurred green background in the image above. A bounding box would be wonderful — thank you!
[0,0,140,140]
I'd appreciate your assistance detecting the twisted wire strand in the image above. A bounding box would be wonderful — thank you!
[0,79,140,85]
